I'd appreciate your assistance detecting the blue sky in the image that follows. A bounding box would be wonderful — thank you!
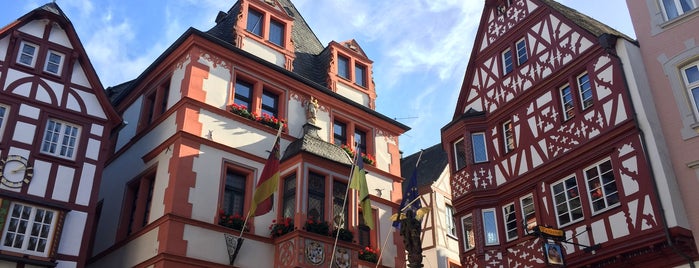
[2,0,636,156]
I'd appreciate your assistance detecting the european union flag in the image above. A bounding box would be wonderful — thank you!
[393,168,421,229]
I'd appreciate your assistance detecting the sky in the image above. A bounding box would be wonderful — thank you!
[1,0,637,157]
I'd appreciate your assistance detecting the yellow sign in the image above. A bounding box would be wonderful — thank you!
[536,226,565,239]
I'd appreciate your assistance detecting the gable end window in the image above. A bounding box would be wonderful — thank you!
[246,9,263,36]
[269,19,285,47]
[17,41,38,68]
[1,202,58,257]
[355,64,367,87]
[578,73,593,110]
[681,61,699,118]
[502,48,514,75]
[560,84,575,121]
[41,119,80,160]
[44,50,65,75]
[516,39,528,65]
[660,0,696,20]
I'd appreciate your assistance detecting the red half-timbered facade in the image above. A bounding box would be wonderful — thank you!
[0,3,121,268]
[442,0,698,267]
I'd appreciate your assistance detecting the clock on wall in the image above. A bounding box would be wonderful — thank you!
[0,155,34,188]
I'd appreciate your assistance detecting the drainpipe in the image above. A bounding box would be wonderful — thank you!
[601,33,696,267]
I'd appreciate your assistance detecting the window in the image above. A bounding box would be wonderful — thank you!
[41,119,80,160]
[503,203,517,241]
[472,132,488,163]
[453,138,466,170]
[223,170,247,216]
[516,39,528,65]
[461,214,475,250]
[446,205,457,237]
[282,174,296,218]
[333,181,348,229]
[354,129,367,153]
[502,48,514,75]
[1,202,57,256]
[261,89,279,118]
[358,210,373,248]
[123,173,155,237]
[234,80,253,112]
[0,104,8,140]
[269,19,284,46]
[333,121,347,146]
[307,172,325,221]
[44,50,64,75]
[482,209,499,245]
[520,194,536,234]
[17,41,38,67]
[338,55,350,79]
[681,62,699,118]
[355,64,367,87]
[552,176,583,226]
[560,85,575,121]
[503,120,515,154]
[585,159,619,213]
[660,0,696,20]
[578,73,593,110]
[246,9,263,36]
[142,80,170,127]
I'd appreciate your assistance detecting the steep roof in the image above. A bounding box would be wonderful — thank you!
[400,143,448,190]
[539,0,634,42]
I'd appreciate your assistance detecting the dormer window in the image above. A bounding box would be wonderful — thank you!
[246,9,263,36]
[338,55,350,79]
[269,19,285,47]
[17,41,38,67]
[355,64,367,87]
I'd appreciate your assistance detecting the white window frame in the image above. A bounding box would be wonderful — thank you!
[659,0,697,20]
[43,50,65,75]
[482,208,500,246]
[446,204,457,237]
[471,132,488,163]
[516,38,528,65]
[502,203,518,241]
[461,214,475,251]
[503,120,515,154]
[0,104,8,141]
[41,118,81,160]
[584,158,620,214]
[502,48,513,75]
[1,202,58,257]
[681,61,699,119]
[551,176,584,227]
[453,138,466,171]
[17,41,38,68]
[520,194,536,235]
[560,84,575,121]
[577,72,593,110]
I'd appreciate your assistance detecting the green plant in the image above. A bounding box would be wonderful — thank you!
[304,219,330,236]
[269,217,295,238]
[332,228,353,242]
[229,103,287,130]
[358,246,379,263]
[340,144,376,166]
[218,209,248,232]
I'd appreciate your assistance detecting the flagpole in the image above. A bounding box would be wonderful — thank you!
[330,143,361,266]
[237,125,283,240]
[375,149,423,268]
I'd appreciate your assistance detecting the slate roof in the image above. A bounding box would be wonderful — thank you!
[400,143,448,191]
[540,0,635,42]
[281,126,352,166]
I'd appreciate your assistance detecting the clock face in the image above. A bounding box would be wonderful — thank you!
[0,155,33,188]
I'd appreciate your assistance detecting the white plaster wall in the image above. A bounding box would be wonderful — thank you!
[55,261,77,268]
[75,163,95,206]
[0,36,9,61]
[336,82,369,107]
[73,87,107,119]
[19,103,41,119]
[28,160,51,197]
[41,78,64,104]
[144,150,170,225]
[12,121,36,145]
[18,19,45,38]
[52,165,75,202]
[58,210,86,256]
[4,69,31,92]
[242,37,285,67]
[85,138,100,161]
[71,62,90,88]
[200,55,231,109]
[48,25,72,48]
[183,224,275,267]
[365,172,393,202]
[374,202,397,268]
[87,228,160,268]
[374,133,393,172]
[198,109,280,158]
[115,96,143,151]
[617,39,690,228]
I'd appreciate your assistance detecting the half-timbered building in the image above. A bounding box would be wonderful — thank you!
[0,3,121,268]
[441,0,698,267]
[87,0,409,267]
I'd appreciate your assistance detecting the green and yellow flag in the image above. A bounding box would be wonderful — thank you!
[350,147,373,229]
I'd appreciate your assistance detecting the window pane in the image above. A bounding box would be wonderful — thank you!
[503,204,517,240]
[462,215,474,250]
[234,80,252,110]
[685,66,699,84]
[578,74,593,109]
[18,43,36,66]
[307,172,325,221]
[561,85,574,120]
[472,133,488,163]
[503,49,513,75]
[503,121,515,153]
[516,40,528,65]
[663,0,680,19]
[45,51,62,74]
[0,106,6,130]
[521,195,536,233]
[692,87,699,114]
[224,171,246,215]
[269,19,284,46]
[680,0,695,12]
[355,64,367,87]
[446,205,456,236]
[261,90,278,118]
[483,210,499,245]
[283,175,296,218]
[246,9,263,36]
[338,55,350,79]
[585,159,619,213]
[454,139,466,170]
[552,176,582,226]
[333,121,346,146]
[354,130,367,153]
[333,181,348,229]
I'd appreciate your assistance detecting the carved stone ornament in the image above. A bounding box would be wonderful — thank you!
[305,240,325,265]
[333,247,351,268]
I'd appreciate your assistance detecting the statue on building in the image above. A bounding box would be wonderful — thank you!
[400,209,424,268]
[306,96,319,125]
